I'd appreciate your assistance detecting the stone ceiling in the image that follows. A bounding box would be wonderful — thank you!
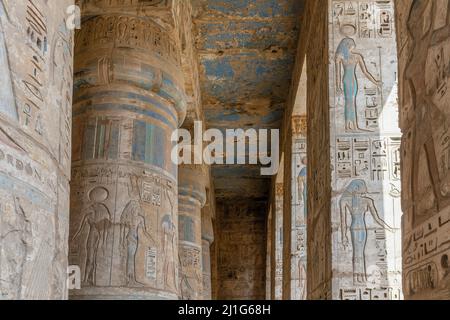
[193,0,303,200]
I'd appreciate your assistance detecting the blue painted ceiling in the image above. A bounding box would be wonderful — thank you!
[194,0,302,199]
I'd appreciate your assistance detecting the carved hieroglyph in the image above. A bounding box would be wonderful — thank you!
[396,0,450,300]
[69,1,187,300]
[329,0,403,300]
[178,165,207,300]
[291,116,307,300]
[0,0,74,299]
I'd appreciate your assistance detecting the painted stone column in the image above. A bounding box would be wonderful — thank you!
[396,0,450,300]
[201,207,214,300]
[69,7,187,299]
[329,0,402,300]
[274,183,284,300]
[265,209,273,300]
[178,165,207,300]
[0,0,73,299]
[291,116,308,300]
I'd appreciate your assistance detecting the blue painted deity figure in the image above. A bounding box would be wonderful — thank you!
[297,156,307,219]
[120,200,153,287]
[340,179,393,284]
[335,37,381,132]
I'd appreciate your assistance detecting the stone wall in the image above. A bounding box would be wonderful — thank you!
[215,201,266,300]
[329,0,402,300]
[0,0,73,299]
[396,0,450,300]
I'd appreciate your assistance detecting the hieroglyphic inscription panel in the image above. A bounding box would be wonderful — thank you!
[329,0,403,300]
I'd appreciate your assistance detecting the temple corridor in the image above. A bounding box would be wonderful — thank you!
[0,0,449,301]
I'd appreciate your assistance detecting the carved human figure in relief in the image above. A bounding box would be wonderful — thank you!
[0,196,31,298]
[180,273,194,300]
[335,37,381,132]
[72,187,112,286]
[297,260,307,300]
[0,0,18,121]
[340,180,393,284]
[297,156,308,219]
[440,254,450,290]
[120,200,153,287]
[161,190,178,292]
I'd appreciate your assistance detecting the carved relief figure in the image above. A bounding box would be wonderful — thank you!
[298,260,307,300]
[335,37,381,132]
[0,0,17,120]
[0,196,31,298]
[72,187,112,286]
[297,156,308,218]
[340,180,393,284]
[120,200,153,286]
[180,273,194,300]
[161,191,177,292]
[440,254,450,289]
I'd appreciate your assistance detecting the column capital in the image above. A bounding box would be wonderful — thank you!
[292,115,307,136]
[178,164,209,207]
[74,14,187,126]
[275,183,284,197]
[77,0,175,21]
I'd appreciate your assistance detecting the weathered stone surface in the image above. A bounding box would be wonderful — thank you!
[215,201,266,300]
[329,0,403,300]
[201,203,214,300]
[2,0,448,302]
[192,0,301,201]
[178,165,208,300]
[274,183,284,300]
[265,208,272,299]
[0,0,73,300]
[69,2,187,300]
[305,0,333,300]
[396,0,450,300]
[291,115,307,300]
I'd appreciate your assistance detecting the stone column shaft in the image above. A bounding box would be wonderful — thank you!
[274,183,284,300]
[201,206,214,300]
[69,5,186,300]
[291,115,308,300]
[265,209,273,300]
[327,0,402,300]
[178,165,207,300]
[0,0,74,300]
